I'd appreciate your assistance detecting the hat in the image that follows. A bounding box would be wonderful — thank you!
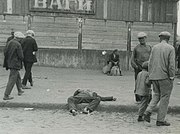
[14,31,25,38]
[159,31,171,37]
[137,32,147,38]
[142,61,148,69]
[113,49,118,53]
[26,30,35,36]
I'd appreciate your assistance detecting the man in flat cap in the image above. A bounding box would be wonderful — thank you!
[131,32,152,102]
[6,31,14,44]
[21,30,38,89]
[144,31,175,126]
[3,31,25,100]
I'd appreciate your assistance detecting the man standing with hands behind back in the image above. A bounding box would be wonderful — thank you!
[21,30,38,89]
[144,31,175,126]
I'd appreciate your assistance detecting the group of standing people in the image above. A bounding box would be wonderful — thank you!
[131,31,176,126]
[3,30,38,100]
[2,29,177,126]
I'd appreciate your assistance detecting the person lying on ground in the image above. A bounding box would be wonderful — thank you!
[67,89,116,116]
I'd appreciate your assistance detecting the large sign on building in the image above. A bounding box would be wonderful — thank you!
[30,0,95,14]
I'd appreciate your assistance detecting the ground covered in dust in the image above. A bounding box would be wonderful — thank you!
[0,108,180,134]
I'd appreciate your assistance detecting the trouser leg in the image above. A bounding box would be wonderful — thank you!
[134,68,142,80]
[138,96,149,116]
[86,97,101,112]
[28,71,32,83]
[145,81,160,114]
[22,61,33,85]
[16,71,22,92]
[67,96,81,112]
[4,69,18,96]
[157,79,173,122]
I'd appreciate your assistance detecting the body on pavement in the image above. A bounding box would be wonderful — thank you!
[67,89,116,116]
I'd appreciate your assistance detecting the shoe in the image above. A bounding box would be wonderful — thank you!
[113,98,117,101]
[82,107,90,114]
[137,116,144,122]
[30,81,33,87]
[144,112,151,123]
[18,90,24,96]
[156,121,170,126]
[71,109,78,116]
[3,96,14,100]
[22,85,31,89]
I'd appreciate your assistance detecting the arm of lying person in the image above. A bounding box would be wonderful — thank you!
[100,96,117,101]
[73,89,81,96]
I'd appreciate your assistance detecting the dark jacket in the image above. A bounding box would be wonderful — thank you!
[73,89,114,101]
[21,36,38,63]
[3,39,24,70]
[108,53,119,63]
[6,35,14,44]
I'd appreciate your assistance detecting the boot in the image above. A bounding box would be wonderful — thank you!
[144,112,151,123]
[3,95,14,100]
[156,121,170,126]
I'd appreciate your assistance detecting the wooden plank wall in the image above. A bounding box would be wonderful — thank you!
[131,22,174,49]
[0,0,177,23]
[0,15,174,50]
[0,16,27,45]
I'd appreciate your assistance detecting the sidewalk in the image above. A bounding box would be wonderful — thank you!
[0,66,180,113]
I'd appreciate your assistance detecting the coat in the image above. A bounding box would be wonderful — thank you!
[135,70,151,96]
[21,36,38,63]
[3,39,24,70]
[148,40,175,80]
[73,89,114,101]
[109,53,119,63]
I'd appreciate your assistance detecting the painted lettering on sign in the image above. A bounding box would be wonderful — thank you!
[33,0,95,13]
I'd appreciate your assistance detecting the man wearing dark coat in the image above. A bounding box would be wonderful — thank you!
[3,31,25,100]
[6,31,14,44]
[21,30,38,89]
[107,49,122,76]
[68,89,116,116]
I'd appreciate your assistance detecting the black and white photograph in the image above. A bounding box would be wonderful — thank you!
[0,0,180,134]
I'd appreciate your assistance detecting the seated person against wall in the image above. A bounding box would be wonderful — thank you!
[107,49,122,76]
[67,89,116,116]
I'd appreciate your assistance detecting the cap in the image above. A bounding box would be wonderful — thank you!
[113,49,118,53]
[14,31,25,38]
[159,31,171,37]
[142,61,148,69]
[137,32,147,38]
[26,30,35,36]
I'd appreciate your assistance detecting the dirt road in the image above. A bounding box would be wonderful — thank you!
[0,108,180,134]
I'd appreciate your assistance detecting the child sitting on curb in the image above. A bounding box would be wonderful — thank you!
[134,61,152,122]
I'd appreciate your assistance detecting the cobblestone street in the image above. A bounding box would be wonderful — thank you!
[0,108,180,134]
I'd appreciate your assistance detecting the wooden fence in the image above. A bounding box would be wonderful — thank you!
[0,15,174,50]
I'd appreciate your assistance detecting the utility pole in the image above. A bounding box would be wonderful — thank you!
[78,17,83,51]
[126,22,132,70]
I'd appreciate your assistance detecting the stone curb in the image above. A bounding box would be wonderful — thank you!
[0,102,180,114]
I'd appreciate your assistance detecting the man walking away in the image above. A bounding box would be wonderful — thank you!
[3,31,25,100]
[21,30,38,89]
[144,31,175,126]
